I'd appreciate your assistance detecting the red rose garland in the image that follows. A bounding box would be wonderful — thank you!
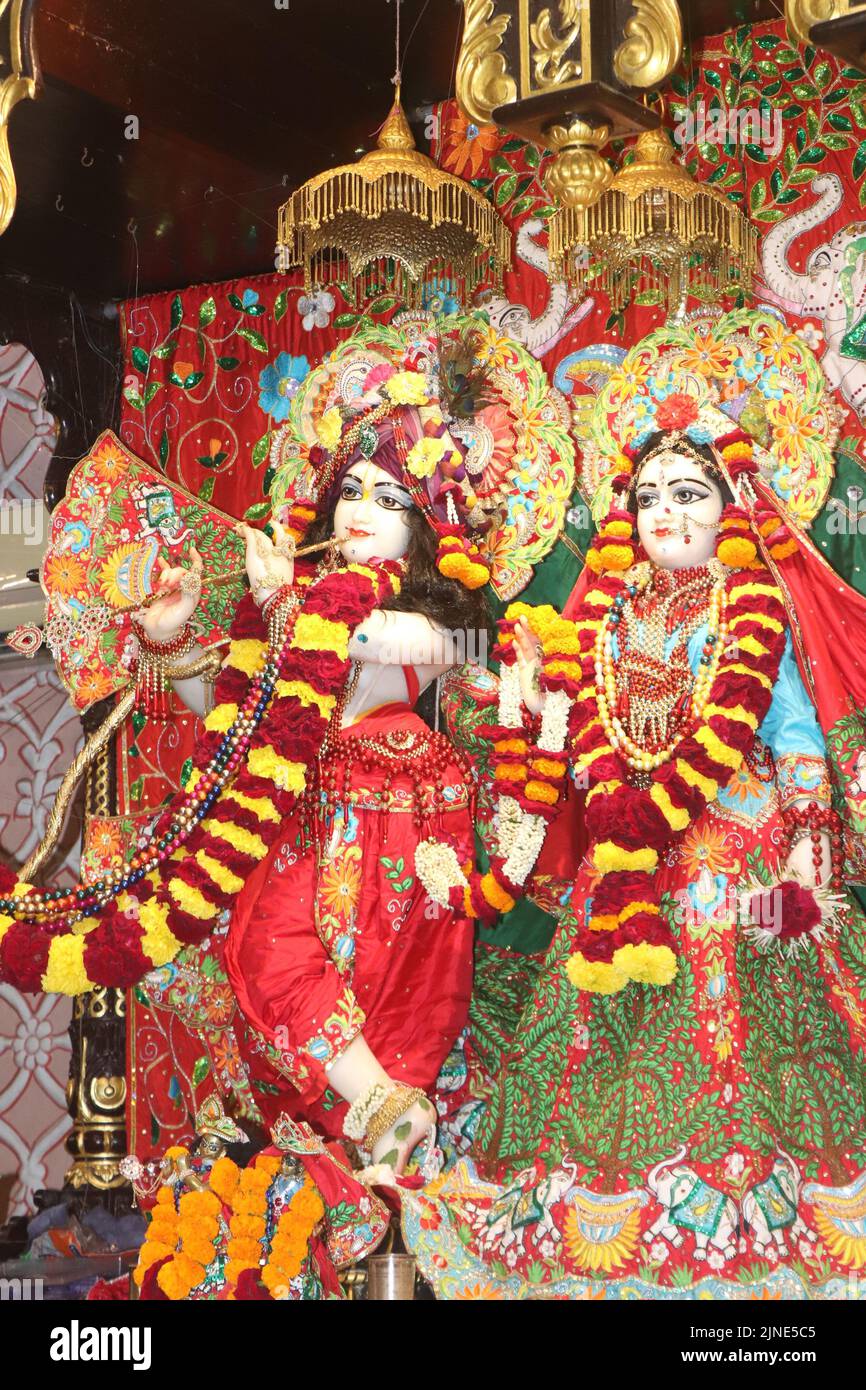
[563,562,788,994]
[0,561,402,994]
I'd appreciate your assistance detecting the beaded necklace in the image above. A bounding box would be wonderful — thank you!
[595,562,728,773]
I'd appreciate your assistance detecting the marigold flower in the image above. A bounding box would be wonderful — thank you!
[208,1156,240,1203]
[384,370,428,406]
[315,407,343,451]
[227,1236,262,1264]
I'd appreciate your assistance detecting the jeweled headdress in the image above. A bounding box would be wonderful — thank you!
[572,308,842,526]
[266,311,574,599]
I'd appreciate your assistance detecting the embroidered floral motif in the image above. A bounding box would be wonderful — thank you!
[775,752,832,811]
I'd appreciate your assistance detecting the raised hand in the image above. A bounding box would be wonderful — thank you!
[238,521,294,606]
[134,546,203,644]
[514,615,545,715]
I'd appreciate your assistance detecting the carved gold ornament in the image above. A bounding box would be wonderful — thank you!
[614,0,684,89]
[0,0,39,237]
[527,1,584,91]
[456,0,517,124]
[544,117,613,209]
[456,0,684,214]
[786,0,849,44]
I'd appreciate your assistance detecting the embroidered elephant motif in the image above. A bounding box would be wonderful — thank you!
[760,172,866,420]
[741,1151,815,1257]
[645,1148,740,1261]
[480,1158,579,1254]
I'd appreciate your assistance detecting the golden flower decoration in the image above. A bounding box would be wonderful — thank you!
[678,332,737,380]
[474,324,513,370]
[767,395,820,462]
[758,317,802,372]
[76,669,119,708]
[319,853,362,918]
[678,820,735,879]
[90,440,127,485]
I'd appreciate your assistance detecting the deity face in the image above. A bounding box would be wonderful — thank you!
[634,451,724,570]
[332,460,414,563]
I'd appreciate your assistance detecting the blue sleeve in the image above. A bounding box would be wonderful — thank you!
[756,631,826,760]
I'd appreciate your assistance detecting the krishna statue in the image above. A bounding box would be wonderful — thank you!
[0,312,575,1299]
[403,308,866,1301]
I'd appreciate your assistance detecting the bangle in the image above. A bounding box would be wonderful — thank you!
[131,618,196,721]
[343,1081,390,1143]
[252,568,290,605]
[364,1085,426,1152]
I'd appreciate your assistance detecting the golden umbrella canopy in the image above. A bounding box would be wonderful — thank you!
[275,90,510,310]
[549,127,758,315]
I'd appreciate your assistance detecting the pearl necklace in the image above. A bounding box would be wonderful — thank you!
[594,569,728,774]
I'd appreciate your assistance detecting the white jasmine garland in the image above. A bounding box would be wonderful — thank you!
[343,1080,392,1142]
[502,810,547,888]
[496,794,524,861]
[415,839,468,907]
[498,659,523,729]
[539,688,571,753]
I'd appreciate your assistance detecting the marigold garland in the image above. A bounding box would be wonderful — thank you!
[261,1177,325,1298]
[133,1148,325,1302]
[133,1182,224,1301]
[224,1155,281,1292]
[563,559,787,993]
[0,560,402,995]
[416,603,574,923]
[133,1184,179,1289]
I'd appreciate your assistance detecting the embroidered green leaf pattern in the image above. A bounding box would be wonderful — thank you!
[326,1200,360,1229]
[192,1055,211,1085]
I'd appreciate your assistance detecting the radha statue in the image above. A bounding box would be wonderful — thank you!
[405,310,866,1301]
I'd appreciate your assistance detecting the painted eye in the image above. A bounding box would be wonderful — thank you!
[340,483,362,500]
[636,492,657,509]
[674,487,703,504]
[376,494,409,511]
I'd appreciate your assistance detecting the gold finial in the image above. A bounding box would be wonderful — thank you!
[377,87,416,152]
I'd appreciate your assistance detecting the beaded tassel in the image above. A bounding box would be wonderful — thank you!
[132,620,196,721]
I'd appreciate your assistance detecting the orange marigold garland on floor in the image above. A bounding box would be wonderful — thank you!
[0,559,402,995]
[564,558,788,993]
[133,1148,326,1300]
